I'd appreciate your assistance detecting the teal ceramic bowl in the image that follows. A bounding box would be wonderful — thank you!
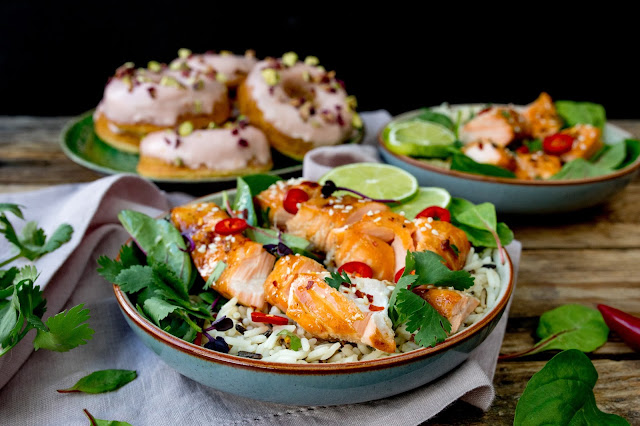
[379,108,640,214]
[112,192,515,406]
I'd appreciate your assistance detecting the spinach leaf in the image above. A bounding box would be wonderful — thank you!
[555,100,607,129]
[83,409,133,426]
[523,139,543,152]
[593,142,626,170]
[410,144,460,159]
[232,174,282,228]
[117,210,194,292]
[240,174,282,196]
[514,349,629,425]
[618,139,640,169]
[416,109,455,130]
[245,227,309,251]
[57,369,137,394]
[550,159,610,180]
[449,198,513,249]
[450,153,516,178]
[535,304,609,352]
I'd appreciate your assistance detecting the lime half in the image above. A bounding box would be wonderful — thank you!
[391,187,451,219]
[318,163,418,202]
[385,120,456,157]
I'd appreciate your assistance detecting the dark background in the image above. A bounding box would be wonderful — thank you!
[1,4,639,118]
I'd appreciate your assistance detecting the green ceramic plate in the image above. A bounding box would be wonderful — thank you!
[60,110,365,185]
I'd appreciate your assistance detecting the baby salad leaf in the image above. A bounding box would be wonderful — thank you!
[33,304,94,352]
[555,100,607,129]
[416,109,455,130]
[449,198,513,249]
[403,251,475,290]
[617,139,640,169]
[83,409,133,426]
[514,349,629,425]
[394,288,451,348]
[57,369,137,394]
[117,210,194,292]
[450,153,516,178]
[232,174,282,227]
[499,304,609,360]
[550,158,610,180]
[240,174,283,196]
[593,142,627,170]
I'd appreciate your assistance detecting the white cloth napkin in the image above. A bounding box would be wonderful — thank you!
[0,111,521,425]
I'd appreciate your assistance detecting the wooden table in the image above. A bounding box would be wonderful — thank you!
[1,116,639,425]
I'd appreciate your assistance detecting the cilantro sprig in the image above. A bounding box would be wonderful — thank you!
[0,204,92,357]
[324,270,352,290]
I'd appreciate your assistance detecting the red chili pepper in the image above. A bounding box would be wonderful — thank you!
[251,312,289,325]
[283,188,310,214]
[394,267,416,283]
[543,133,574,156]
[416,206,451,222]
[193,332,203,346]
[597,304,640,352]
[516,145,530,154]
[369,305,384,312]
[214,217,248,235]
[337,261,373,278]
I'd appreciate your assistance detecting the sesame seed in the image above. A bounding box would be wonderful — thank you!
[427,217,434,223]
[420,227,427,232]
[329,209,334,216]
[431,229,439,236]
[197,245,206,253]
[367,211,374,216]
[373,217,382,223]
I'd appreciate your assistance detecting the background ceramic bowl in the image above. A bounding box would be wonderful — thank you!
[112,191,515,406]
[378,108,640,214]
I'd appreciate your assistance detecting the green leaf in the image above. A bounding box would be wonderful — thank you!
[57,369,137,394]
[0,214,73,261]
[523,139,543,152]
[593,142,626,170]
[40,224,74,255]
[394,288,451,348]
[0,298,18,347]
[450,153,516,178]
[240,174,283,196]
[550,158,610,180]
[0,267,19,299]
[404,250,475,291]
[555,100,607,129]
[277,330,302,351]
[113,265,158,294]
[0,203,24,219]
[388,274,418,326]
[449,198,513,248]
[97,244,143,283]
[143,297,180,326]
[245,227,310,251]
[204,261,227,290]
[33,304,93,352]
[618,139,640,169]
[514,349,629,425]
[455,202,497,231]
[416,109,455,130]
[535,304,609,353]
[83,409,133,426]
[15,265,39,284]
[324,270,351,290]
[117,210,193,292]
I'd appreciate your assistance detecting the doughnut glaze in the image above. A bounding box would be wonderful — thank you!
[170,49,258,88]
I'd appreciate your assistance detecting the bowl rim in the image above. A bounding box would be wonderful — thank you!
[377,106,640,186]
[113,205,515,374]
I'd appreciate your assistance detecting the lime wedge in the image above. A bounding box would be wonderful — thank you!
[385,120,456,156]
[391,187,451,219]
[318,163,418,202]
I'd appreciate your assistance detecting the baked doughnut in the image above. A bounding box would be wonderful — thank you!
[237,52,362,160]
[168,48,257,89]
[94,61,231,153]
[136,119,272,179]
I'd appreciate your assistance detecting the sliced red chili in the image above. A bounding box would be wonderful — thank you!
[543,133,574,156]
[337,261,373,278]
[251,312,289,325]
[283,188,310,214]
[369,305,384,312]
[416,206,451,222]
[516,145,529,154]
[214,217,248,235]
[394,267,416,283]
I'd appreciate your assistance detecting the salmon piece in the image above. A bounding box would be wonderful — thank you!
[461,141,516,171]
[559,124,604,162]
[346,211,416,276]
[461,107,529,147]
[521,92,563,139]
[285,195,389,254]
[170,202,275,310]
[286,273,396,353]
[413,218,471,271]
[263,254,326,313]
[255,179,323,228]
[331,229,395,282]
[514,152,562,180]
[413,287,479,334]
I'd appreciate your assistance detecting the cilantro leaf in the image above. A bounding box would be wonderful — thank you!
[404,251,474,290]
[0,212,73,262]
[394,288,451,348]
[0,203,24,219]
[277,329,302,351]
[33,304,93,352]
[143,297,180,326]
[324,270,351,290]
[97,244,143,283]
[113,265,158,294]
[204,261,227,290]
[0,267,19,299]
[388,274,419,326]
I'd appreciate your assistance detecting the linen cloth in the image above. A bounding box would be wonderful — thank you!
[0,111,521,425]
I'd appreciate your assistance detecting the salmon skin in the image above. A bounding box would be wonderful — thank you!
[521,92,563,139]
[171,202,275,310]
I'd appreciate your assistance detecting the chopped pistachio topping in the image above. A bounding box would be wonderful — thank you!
[245,49,256,58]
[123,62,135,69]
[160,75,184,89]
[237,115,247,121]
[352,112,363,129]
[121,75,133,89]
[223,122,234,129]
[216,72,228,83]
[178,48,192,59]
[282,51,298,67]
[193,80,205,90]
[346,95,358,110]
[173,157,184,167]
[304,56,319,66]
[261,68,280,86]
[194,100,203,113]
[169,60,185,71]
[147,61,162,72]
[207,122,217,129]
[316,65,326,73]
[302,70,311,82]
[178,121,194,136]
[220,50,232,56]
[136,75,152,83]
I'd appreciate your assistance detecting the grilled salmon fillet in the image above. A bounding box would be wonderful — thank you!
[413,218,471,271]
[414,287,479,334]
[255,179,323,228]
[263,254,326,313]
[461,107,529,147]
[521,92,563,139]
